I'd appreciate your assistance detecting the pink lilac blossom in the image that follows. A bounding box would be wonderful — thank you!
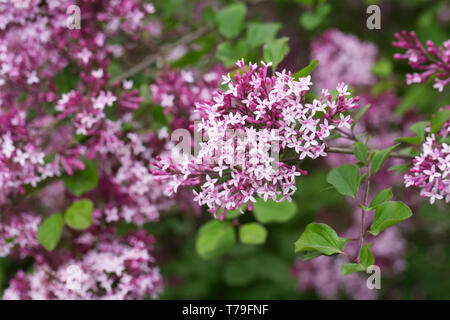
[0,213,41,259]
[152,59,360,218]
[310,29,378,90]
[2,229,163,300]
[393,31,450,92]
[97,130,174,225]
[404,114,450,204]
[0,1,157,201]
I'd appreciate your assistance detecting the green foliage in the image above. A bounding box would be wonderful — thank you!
[299,3,331,30]
[263,37,290,70]
[216,3,247,39]
[253,198,297,223]
[369,201,413,236]
[371,58,392,77]
[239,223,267,245]
[246,22,281,48]
[352,104,371,128]
[369,188,393,208]
[63,159,99,196]
[295,223,348,256]
[371,144,399,175]
[341,244,375,275]
[341,263,365,275]
[430,109,450,134]
[396,121,428,145]
[326,164,361,198]
[65,199,94,230]
[216,40,249,67]
[196,220,236,259]
[353,142,368,163]
[37,214,64,251]
[292,60,318,79]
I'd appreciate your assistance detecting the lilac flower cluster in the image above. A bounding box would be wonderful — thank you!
[311,29,378,90]
[152,60,360,218]
[393,31,450,92]
[3,229,163,300]
[404,115,450,204]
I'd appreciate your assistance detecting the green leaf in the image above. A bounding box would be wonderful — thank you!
[396,121,429,145]
[224,207,244,220]
[395,136,422,145]
[295,223,348,255]
[37,214,64,251]
[246,22,281,48]
[253,199,297,223]
[216,3,247,39]
[298,250,323,261]
[369,201,413,236]
[341,263,365,275]
[430,109,450,134]
[239,223,267,245]
[371,58,392,77]
[203,6,216,26]
[292,60,318,80]
[196,220,236,259]
[326,164,361,198]
[341,244,374,275]
[65,199,94,230]
[63,159,99,196]
[216,40,248,67]
[263,37,290,70]
[299,3,331,30]
[352,104,371,128]
[410,121,428,139]
[388,163,411,174]
[223,260,257,286]
[360,244,375,268]
[353,142,368,163]
[371,144,399,175]
[369,187,393,208]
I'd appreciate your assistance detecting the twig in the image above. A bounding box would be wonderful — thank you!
[358,162,372,262]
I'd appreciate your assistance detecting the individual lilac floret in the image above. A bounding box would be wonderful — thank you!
[152,59,360,218]
[393,31,450,92]
[404,115,450,204]
[311,29,378,90]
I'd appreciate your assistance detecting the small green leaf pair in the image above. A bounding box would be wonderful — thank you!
[341,244,375,275]
[37,199,94,251]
